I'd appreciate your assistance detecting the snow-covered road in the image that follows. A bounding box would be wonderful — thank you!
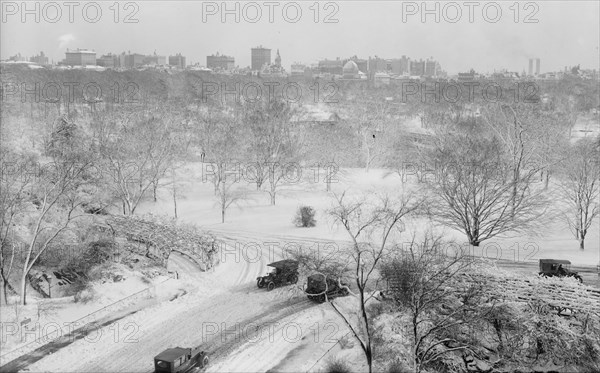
[21,237,341,372]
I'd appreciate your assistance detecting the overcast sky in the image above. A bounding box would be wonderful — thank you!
[1,0,598,74]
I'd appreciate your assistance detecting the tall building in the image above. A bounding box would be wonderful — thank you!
[206,53,234,70]
[528,59,534,76]
[117,53,127,68]
[390,56,410,75]
[318,58,343,75]
[30,52,49,65]
[65,49,96,66]
[251,46,271,71]
[536,58,541,75]
[424,58,440,77]
[410,59,426,76]
[368,56,390,73]
[274,49,281,68]
[169,53,187,69]
[97,53,118,68]
[143,52,166,66]
[8,53,27,62]
[124,53,145,68]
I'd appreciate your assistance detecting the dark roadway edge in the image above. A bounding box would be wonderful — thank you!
[0,309,141,373]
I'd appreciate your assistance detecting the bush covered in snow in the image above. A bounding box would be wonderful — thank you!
[73,282,96,303]
[293,205,317,227]
[324,357,352,373]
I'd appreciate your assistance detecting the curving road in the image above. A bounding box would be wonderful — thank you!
[22,239,323,372]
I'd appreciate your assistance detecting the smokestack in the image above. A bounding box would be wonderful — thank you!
[535,58,540,75]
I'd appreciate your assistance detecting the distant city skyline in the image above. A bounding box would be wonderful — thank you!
[1,1,598,74]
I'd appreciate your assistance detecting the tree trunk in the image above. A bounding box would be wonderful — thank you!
[579,236,585,250]
[469,238,480,247]
[270,193,276,206]
[173,188,178,219]
[365,145,371,173]
[20,270,28,305]
[221,209,225,224]
[0,277,8,305]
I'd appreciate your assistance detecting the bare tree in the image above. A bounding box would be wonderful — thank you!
[481,104,546,215]
[426,130,548,246]
[328,191,423,373]
[348,101,393,173]
[215,176,246,223]
[244,100,304,204]
[148,114,181,203]
[559,138,600,250]
[19,157,93,304]
[94,109,176,215]
[380,234,495,373]
[0,149,34,304]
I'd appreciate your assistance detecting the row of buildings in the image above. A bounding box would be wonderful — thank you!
[6,52,49,65]
[206,46,284,76]
[63,49,187,69]
[312,55,442,78]
[206,46,276,73]
[210,47,443,78]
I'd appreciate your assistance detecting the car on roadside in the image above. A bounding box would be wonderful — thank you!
[305,273,350,302]
[154,346,208,373]
[538,259,583,283]
[257,259,299,291]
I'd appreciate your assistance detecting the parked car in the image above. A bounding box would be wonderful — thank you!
[154,346,208,373]
[257,259,299,291]
[305,273,350,302]
[538,259,583,283]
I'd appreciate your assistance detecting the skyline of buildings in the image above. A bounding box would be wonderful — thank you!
[2,47,596,81]
[207,52,235,71]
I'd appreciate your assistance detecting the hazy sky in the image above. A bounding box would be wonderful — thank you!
[1,0,598,74]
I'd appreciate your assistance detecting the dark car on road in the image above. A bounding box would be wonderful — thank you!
[539,259,583,283]
[305,273,350,303]
[154,346,208,373]
[257,259,299,291]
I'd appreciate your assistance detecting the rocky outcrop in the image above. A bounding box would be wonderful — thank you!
[96,215,220,272]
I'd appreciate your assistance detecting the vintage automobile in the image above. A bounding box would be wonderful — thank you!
[154,346,208,373]
[257,259,299,291]
[538,259,583,283]
[305,273,350,303]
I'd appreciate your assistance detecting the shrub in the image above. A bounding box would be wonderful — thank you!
[72,281,96,303]
[367,300,387,319]
[294,205,317,227]
[387,360,411,373]
[325,357,352,373]
[63,239,114,275]
[83,239,114,267]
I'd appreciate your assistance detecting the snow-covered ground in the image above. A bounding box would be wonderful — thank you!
[7,163,599,372]
[138,163,599,267]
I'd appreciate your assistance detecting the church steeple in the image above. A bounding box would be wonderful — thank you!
[275,49,281,67]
